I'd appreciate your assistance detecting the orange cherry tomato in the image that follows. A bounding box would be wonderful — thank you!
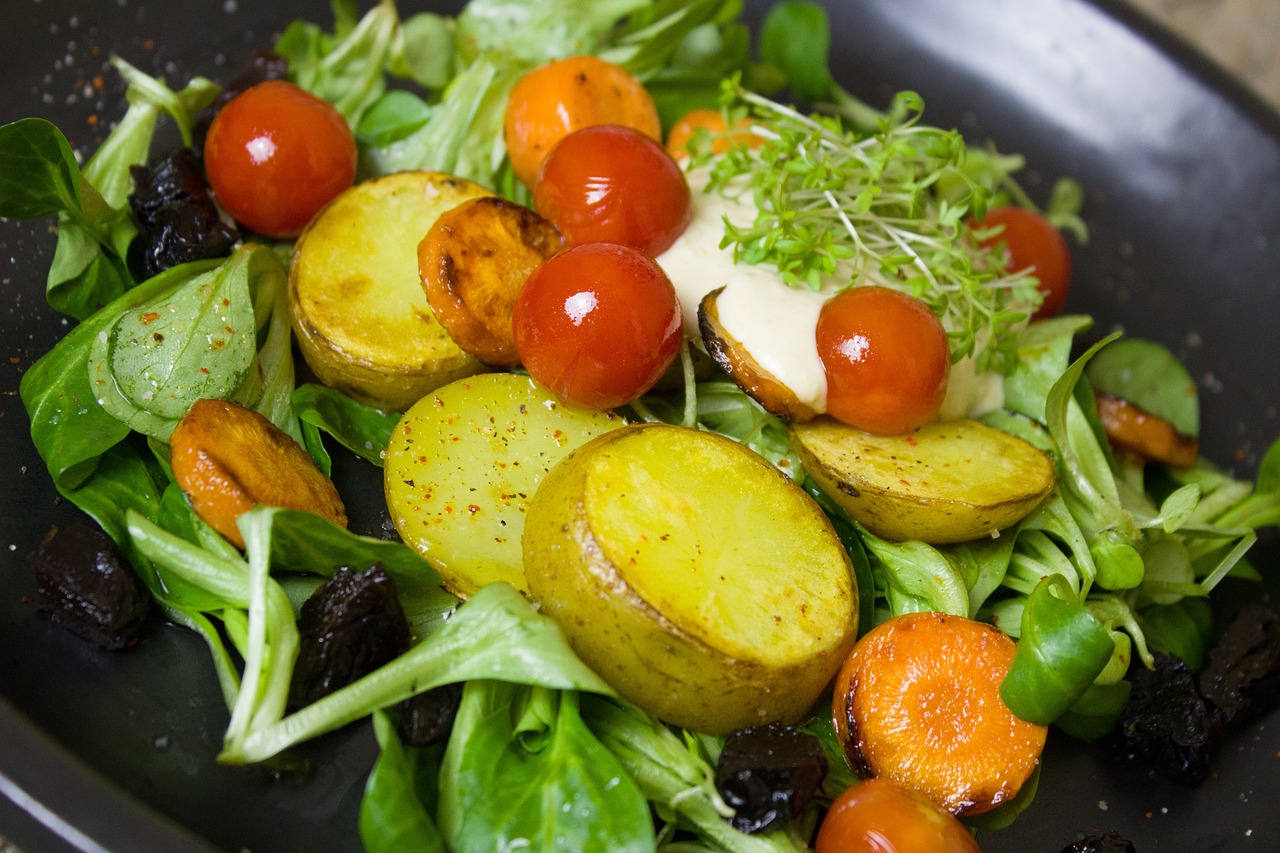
[512,242,682,410]
[665,108,763,160]
[815,778,981,853]
[204,80,356,238]
[534,124,692,257]
[816,286,950,435]
[503,55,661,188]
[974,206,1071,319]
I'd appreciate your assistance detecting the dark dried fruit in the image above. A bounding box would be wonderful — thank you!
[1058,831,1137,853]
[1115,652,1214,784]
[715,722,827,834]
[397,682,464,747]
[129,147,239,277]
[1198,602,1280,728]
[29,521,151,650]
[287,564,411,712]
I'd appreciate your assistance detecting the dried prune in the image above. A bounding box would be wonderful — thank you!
[397,682,464,747]
[1115,652,1215,784]
[1058,831,1137,853]
[29,521,151,650]
[128,147,239,277]
[715,722,827,834]
[288,564,411,711]
[1198,602,1280,728]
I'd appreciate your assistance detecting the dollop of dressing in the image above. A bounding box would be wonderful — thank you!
[655,169,1004,420]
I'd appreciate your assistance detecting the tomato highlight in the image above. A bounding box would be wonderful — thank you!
[203,81,356,239]
[816,286,950,435]
[513,243,682,410]
[534,124,692,257]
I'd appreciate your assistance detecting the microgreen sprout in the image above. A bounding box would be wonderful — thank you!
[691,78,1044,374]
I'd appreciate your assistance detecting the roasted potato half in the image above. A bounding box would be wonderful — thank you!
[289,171,491,411]
[523,423,859,734]
[792,417,1055,543]
[384,372,623,598]
[699,286,820,422]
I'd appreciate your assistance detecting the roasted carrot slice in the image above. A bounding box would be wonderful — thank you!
[832,611,1047,815]
[418,196,562,367]
[1096,393,1199,468]
[170,398,347,549]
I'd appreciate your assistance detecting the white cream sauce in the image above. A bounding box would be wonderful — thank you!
[655,170,1004,420]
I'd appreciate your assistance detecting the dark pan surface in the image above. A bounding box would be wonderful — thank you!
[1,1,1276,850]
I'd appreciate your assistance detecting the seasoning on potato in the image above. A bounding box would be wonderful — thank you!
[522,423,859,734]
[792,416,1055,543]
[384,372,624,598]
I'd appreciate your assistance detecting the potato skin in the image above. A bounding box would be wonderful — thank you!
[792,417,1054,543]
[523,423,859,734]
[288,171,491,411]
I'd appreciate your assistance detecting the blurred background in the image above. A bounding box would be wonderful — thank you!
[1132,0,1280,108]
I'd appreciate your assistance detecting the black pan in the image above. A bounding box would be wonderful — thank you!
[1,1,1277,850]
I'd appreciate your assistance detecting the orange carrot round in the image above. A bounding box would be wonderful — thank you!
[503,55,660,188]
[665,108,762,160]
[832,611,1046,815]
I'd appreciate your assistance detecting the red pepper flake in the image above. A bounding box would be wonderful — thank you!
[905,436,918,446]
[198,367,209,374]
[467,504,480,515]
[139,311,160,324]
[87,114,99,126]
[143,38,155,50]
[91,75,104,90]
[8,356,20,365]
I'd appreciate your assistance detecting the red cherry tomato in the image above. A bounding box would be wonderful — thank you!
[204,80,356,238]
[534,124,692,257]
[815,778,981,853]
[816,286,950,435]
[513,242,682,410]
[975,206,1071,319]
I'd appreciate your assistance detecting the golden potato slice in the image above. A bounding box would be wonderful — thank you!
[792,417,1055,543]
[699,287,820,422]
[418,196,563,367]
[383,372,623,597]
[289,171,491,411]
[523,423,859,734]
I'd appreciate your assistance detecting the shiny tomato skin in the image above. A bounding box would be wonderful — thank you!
[816,286,950,435]
[534,124,692,257]
[815,778,981,853]
[513,242,682,410]
[975,206,1071,319]
[204,80,356,238]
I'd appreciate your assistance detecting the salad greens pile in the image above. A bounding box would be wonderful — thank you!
[3,0,1279,849]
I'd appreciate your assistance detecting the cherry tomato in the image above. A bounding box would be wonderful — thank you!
[816,286,950,435]
[513,242,682,410]
[534,124,692,257]
[815,778,981,853]
[974,206,1071,319]
[204,80,356,238]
